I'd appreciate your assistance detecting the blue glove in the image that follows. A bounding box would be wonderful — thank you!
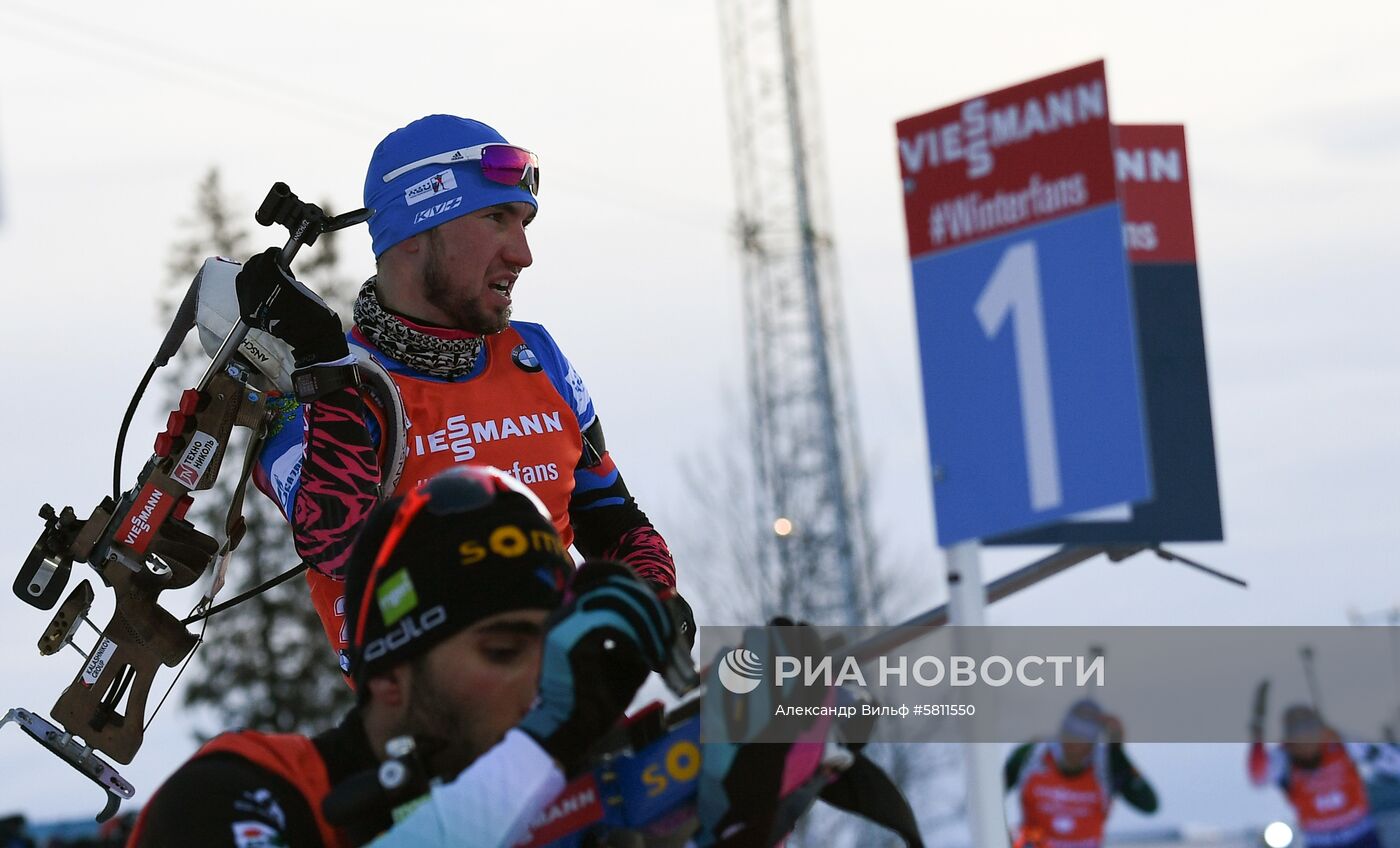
[235,246,348,367]
[519,561,676,774]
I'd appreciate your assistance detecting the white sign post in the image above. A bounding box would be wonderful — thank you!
[945,540,1007,847]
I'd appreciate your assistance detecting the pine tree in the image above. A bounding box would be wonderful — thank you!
[160,169,358,735]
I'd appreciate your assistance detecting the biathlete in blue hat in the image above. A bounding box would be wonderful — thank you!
[234,115,691,670]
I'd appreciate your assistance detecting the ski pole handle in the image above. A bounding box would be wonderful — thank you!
[256,182,324,268]
[255,181,373,268]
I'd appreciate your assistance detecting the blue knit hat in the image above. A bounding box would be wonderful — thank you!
[364,114,538,257]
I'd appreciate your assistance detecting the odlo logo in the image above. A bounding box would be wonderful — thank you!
[362,604,447,662]
[717,648,764,694]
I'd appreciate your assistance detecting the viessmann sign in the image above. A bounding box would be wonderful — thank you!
[898,61,1121,255]
[897,60,1153,545]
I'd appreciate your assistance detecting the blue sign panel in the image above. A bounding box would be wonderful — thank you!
[990,124,1222,545]
[897,61,1154,545]
[989,262,1222,545]
[608,716,701,825]
[909,204,1153,544]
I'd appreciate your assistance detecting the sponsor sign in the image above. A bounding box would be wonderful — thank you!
[564,365,592,419]
[610,717,702,826]
[413,196,462,224]
[514,774,604,847]
[1116,124,1197,263]
[81,637,118,687]
[404,169,458,206]
[361,604,447,662]
[231,821,281,848]
[118,482,175,553]
[991,125,1222,544]
[410,410,566,465]
[898,63,1120,255]
[172,430,220,488]
[897,60,1152,544]
[512,343,542,373]
[376,570,418,626]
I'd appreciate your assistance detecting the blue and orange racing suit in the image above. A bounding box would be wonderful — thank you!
[254,318,676,666]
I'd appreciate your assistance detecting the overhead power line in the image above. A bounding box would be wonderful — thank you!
[0,2,724,236]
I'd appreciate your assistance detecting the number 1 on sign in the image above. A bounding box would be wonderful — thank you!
[975,240,1063,511]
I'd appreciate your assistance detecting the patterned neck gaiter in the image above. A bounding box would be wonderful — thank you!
[352,278,484,379]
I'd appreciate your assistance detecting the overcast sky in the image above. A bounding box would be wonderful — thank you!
[1,0,1396,837]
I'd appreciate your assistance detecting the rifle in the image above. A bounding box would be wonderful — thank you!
[2,184,370,822]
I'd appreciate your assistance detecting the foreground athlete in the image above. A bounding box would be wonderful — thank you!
[239,113,686,667]
[128,466,675,846]
[1005,699,1158,848]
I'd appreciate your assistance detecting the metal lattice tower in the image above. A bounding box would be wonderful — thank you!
[717,0,874,625]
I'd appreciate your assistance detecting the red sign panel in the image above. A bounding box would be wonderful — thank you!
[117,482,174,554]
[896,60,1119,259]
[513,773,605,847]
[1115,124,1197,263]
